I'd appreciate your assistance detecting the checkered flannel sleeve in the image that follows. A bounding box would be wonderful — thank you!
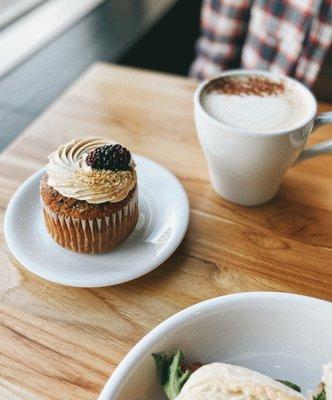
[191,0,332,86]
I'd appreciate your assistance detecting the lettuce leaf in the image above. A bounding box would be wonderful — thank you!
[313,387,326,400]
[152,350,191,400]
[277,380,301,393]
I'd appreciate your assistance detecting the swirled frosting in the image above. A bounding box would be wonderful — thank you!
[46,137,137,204]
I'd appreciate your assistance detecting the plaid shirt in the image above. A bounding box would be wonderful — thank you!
[191,0,332,86]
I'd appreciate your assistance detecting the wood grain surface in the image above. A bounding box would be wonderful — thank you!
[0,63,331,399]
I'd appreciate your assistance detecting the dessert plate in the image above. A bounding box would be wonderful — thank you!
[4,155,189,287]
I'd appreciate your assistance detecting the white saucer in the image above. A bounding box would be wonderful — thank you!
[4,155,189,287]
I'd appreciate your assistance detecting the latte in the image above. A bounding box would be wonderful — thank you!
[201,74,314,132]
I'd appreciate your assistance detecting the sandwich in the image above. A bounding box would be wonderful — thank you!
[153,351,330,400]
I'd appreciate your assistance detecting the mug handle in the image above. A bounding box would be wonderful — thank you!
[297,112,332,162]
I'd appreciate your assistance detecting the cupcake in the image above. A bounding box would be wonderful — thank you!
[40,137,138,254]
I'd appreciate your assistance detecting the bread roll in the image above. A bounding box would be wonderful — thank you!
[176,363,306,400]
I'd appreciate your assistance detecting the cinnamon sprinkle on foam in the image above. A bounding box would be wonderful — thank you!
[205,76,285,97]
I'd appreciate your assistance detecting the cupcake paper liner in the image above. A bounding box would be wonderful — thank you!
[41,190,138,254]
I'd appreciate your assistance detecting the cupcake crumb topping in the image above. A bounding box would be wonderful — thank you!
[73,168,136,200]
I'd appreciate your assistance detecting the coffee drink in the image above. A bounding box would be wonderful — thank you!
[201,74,313,132]
[195,70,332,206]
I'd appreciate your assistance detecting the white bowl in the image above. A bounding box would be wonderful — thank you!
[98,292,332,399]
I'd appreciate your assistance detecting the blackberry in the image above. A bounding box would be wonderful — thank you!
[86,144,131,171]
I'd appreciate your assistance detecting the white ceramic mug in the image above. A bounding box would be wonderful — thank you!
[194,70,332,206]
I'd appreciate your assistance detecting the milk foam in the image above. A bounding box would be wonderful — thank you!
[201,76,313,132]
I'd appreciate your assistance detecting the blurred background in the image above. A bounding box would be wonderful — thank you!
[0,0,330,151]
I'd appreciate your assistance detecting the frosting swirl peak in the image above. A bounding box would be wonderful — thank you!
[46,137,136,204]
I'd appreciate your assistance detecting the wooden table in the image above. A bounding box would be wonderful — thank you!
[0,63,331,399]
